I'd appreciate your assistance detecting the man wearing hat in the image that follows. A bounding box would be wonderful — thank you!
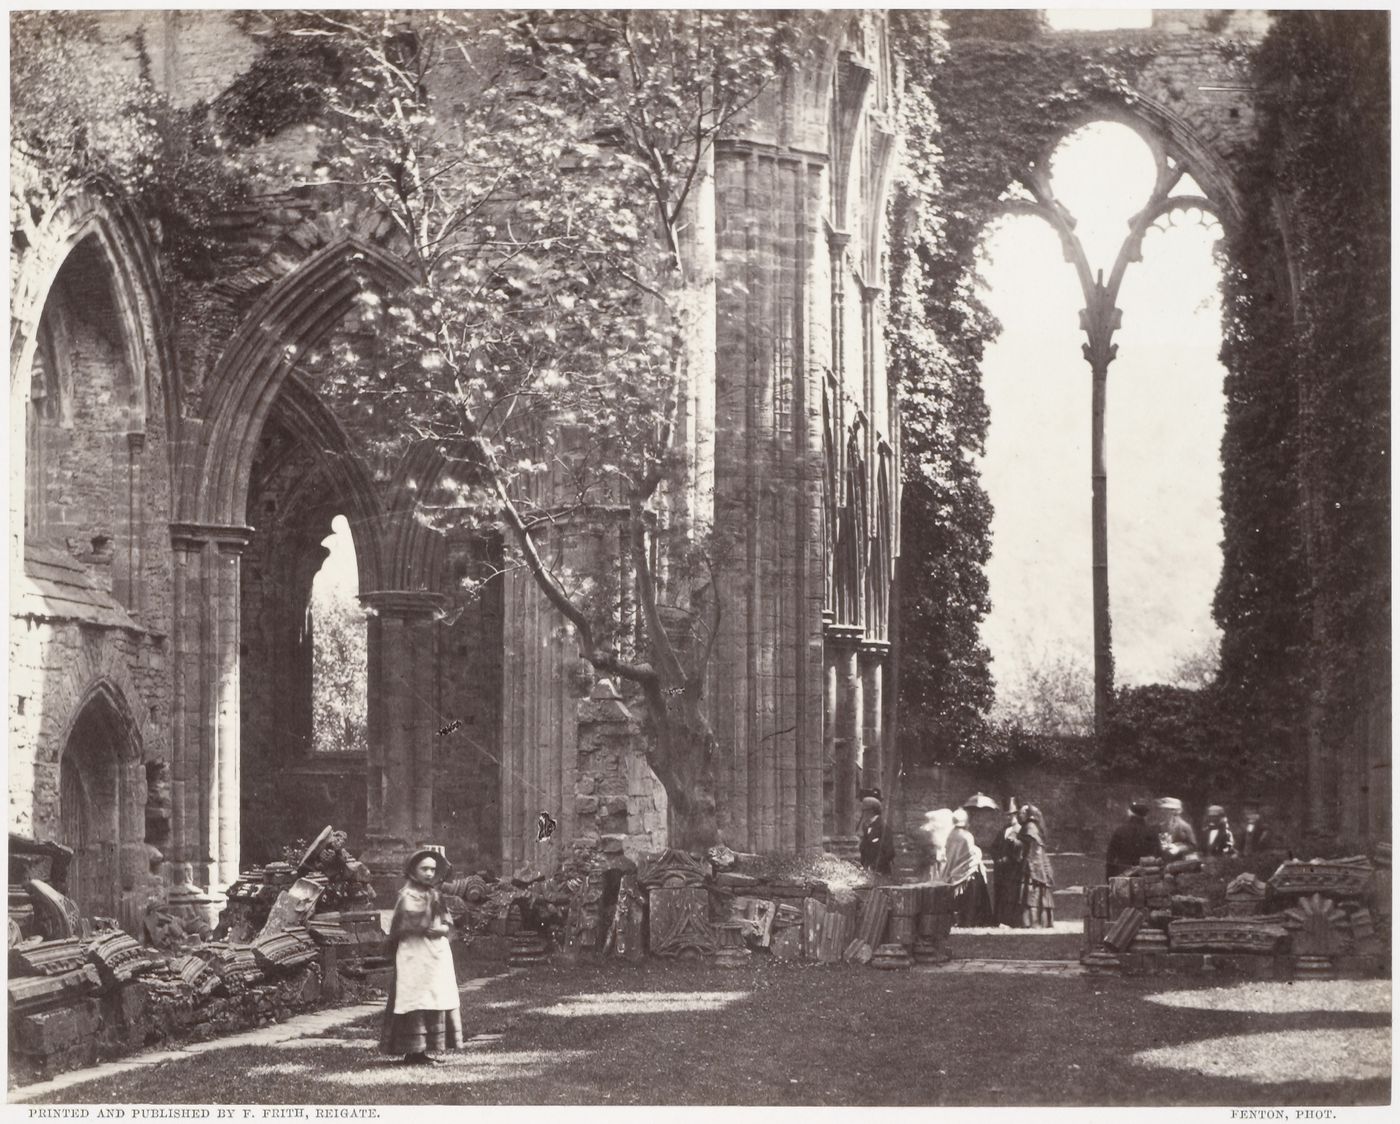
[1238,801,1274,855]
[1201,805,1236,856]
[858,789,895,877]
[1105,799,1161,880]
[1154,797,1199,859]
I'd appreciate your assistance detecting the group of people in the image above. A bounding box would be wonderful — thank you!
[1106,797,1275,880]
[857,791,1057,929]
[390,789,1270,1064]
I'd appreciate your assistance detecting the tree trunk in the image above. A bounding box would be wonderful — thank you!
[643,696,721,852]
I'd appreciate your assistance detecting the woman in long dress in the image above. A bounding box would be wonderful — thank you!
[989,801,1025,927]
[1016,804,1056,929]
[380,850,463,1065]
[943,809,993,926]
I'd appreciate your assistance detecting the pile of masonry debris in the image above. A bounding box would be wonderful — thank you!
[1081,846,1391,978]
[7,828,386,1086]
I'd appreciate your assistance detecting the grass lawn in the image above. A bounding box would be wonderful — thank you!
[25,957,1389,1107]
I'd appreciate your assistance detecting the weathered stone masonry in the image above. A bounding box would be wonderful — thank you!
[9,11,903,902]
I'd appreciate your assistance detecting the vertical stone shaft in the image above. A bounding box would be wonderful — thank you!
[169,523,247,890]
[362,591,441,859]
[832,639,862,835]
[860,648,883,792]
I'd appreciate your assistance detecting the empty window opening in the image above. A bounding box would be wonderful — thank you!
[310,514,368,754]
[977,120,1225,734]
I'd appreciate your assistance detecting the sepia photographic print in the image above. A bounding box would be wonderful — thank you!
[5,5,1391,1116]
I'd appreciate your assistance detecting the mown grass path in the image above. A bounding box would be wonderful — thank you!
[17,950,1388,1107]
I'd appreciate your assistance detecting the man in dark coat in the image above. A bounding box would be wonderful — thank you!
[1201,805,1236,856]
[1238,804,1274,854]
[1106,800,1160,880]
[858,793,895,877]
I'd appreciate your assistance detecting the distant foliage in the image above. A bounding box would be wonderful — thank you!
[1101,684,1226,809]
[310,579,368,756]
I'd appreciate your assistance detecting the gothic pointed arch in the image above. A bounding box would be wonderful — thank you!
[10,175,178,438]
[183,235,418,529]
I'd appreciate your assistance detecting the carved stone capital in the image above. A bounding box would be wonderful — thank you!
[635,848,708,890]
[169,522,253,553]
[359,589,447,618]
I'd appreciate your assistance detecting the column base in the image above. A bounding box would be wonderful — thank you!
[361,835,418,903]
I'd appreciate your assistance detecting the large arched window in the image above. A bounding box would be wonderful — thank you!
[309,514,368,754]
[978,120,1225,732]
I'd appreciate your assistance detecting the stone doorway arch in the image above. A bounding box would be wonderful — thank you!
[57,686,138,921]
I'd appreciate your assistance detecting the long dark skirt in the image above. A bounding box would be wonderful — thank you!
[379,978,464,1056]
[991,864,1023,928]
[953,870,994,927]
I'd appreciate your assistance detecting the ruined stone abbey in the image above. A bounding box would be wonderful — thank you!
[9,9,1387,930]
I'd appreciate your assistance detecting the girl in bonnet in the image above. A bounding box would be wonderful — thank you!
[379,849,463,1065]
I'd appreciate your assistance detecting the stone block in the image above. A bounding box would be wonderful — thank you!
[574,795,599,816]
[1164,952,1205,973]
[16,999,99,1059]
[1083,916,1106,952]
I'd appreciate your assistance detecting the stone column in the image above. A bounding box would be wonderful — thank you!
[169,522,250,892]
[860,641,887,793]
[119,432,145,614]
[361,590,442,881]
[828,625,863,837]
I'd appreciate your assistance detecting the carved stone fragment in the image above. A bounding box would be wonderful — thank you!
[1167,916,1289,954]
[1282,893,1347,957]
[647,887,715,958]
[1269,859,1374,901]
[635,849,708,889]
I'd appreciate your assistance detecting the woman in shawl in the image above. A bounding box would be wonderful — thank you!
[943,809,993,926]
[1016,804,1056,929]
[380,849,463,1065]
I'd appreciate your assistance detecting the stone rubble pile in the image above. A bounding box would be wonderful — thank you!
[7,827,387,1087]
[1081,849,1390,978]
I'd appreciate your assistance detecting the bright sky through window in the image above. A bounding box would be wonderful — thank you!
[976,121,1224,731]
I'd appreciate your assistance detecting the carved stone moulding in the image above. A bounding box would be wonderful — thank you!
[1167,917,1288,954]
[1293,954,1336,980]
[8,964,100,1013]
[169,953,223,998]
[1269,860,1374,900]
[251,927,319,972]
[635,849,709,890]
[25,880,82,941]
[10,937,86,977]
[87,930,161,988]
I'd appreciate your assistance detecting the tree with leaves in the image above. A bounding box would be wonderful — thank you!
[257,10,811,849]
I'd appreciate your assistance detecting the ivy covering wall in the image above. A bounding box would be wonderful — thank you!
[1216,11,1390,841]
[889,10,1389,847]
[886,10,1154,768]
